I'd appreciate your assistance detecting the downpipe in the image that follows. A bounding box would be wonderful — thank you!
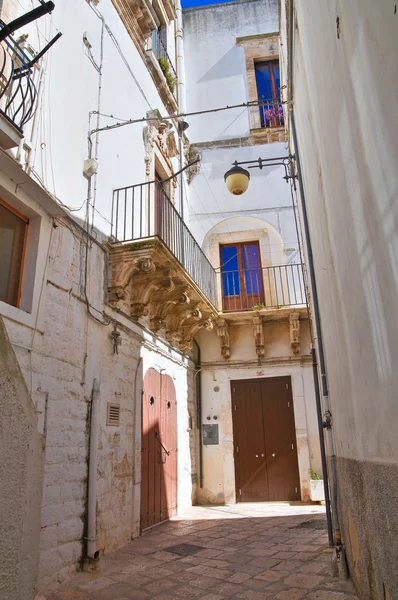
[287,0,348,579]
[86,379,100,561]
[193,340,203,489]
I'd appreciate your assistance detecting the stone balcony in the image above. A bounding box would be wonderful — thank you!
[107,180,217,352]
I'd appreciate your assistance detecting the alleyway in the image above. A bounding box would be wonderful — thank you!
[48,505,358,600]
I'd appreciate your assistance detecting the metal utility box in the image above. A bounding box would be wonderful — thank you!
[202,424,219,445]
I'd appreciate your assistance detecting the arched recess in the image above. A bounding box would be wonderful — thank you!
[140,368,178,531]
[202,215,286,269]
[201,216,286,310]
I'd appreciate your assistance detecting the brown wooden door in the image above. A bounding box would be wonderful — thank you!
[141,368,178,531]
[231,377,300,502]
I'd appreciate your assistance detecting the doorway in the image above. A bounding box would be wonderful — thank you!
[141,368,178,531]
[231,377,300,502]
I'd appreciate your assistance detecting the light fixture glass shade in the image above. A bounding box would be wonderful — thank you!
[224,165,250,195]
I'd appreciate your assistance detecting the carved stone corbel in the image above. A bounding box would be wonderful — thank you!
[184,142,201,184]
[179,318,213,352]
[216,318,230,359]
[253,314,265,358]
[289,312,300,355]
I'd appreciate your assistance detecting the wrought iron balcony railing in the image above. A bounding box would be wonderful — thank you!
[111,180,217,308]
[0,32,38,131]
[221,263,306,312]
[259,98,284,129]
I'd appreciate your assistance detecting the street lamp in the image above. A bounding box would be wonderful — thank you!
[224,155,296,195]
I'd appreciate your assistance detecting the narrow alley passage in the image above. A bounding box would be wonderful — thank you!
[47,505,359,600]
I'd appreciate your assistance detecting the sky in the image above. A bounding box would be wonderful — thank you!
[182,0,234,9]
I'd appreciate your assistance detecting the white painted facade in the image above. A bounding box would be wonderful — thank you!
[279,2,398,598]
[183,0,321,506]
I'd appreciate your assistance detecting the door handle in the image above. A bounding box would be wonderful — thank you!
[255,454,259,458]
[261,453,265,457]
[272,453,276,457]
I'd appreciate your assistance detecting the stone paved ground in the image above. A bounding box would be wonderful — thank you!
[47,504,359,600]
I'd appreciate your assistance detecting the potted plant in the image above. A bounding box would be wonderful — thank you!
[158,57,177,94]
[309,469,325,502]
[252,303,265,310]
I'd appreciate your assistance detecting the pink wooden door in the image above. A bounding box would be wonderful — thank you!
[141,368,178,531]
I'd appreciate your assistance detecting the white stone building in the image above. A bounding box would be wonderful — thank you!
[183,0,321,506]
[279,2,398,599]
[0,0,322,598]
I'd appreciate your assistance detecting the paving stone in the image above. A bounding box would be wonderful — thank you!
[46,505,358,600]
[202,558,231,569]
[306,592,346,600]
[213,581,244,596]
[251,557,282,569]
[272,560,303,571]
[254,569,290,582]
[283,573,324,589]
[143,578,176,593]
[227,572,253,584]
[276,589,307,600]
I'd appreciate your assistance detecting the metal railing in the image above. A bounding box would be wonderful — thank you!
[0,32,38,131]
[221,263,306,312]
[259,98,284,129]
[111,180,217,308]
[152,30,177,100]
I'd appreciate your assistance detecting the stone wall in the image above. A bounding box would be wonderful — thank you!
[0,317,44,600]
[2,209,196,595]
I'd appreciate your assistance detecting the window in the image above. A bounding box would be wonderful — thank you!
[220,242,264,311]
[255,60,283,128]
[0,200,28,308]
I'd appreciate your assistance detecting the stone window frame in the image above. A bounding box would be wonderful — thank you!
[209,228,273,312]
[237,33,281,132]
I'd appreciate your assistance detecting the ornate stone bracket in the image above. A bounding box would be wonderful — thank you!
[179,318,213,352]
[216,318,230,359]
[183,140,201,184]
[107,241,216,353]
[253,314,265,358]
[289,312,301,355]
[143,109,179,176]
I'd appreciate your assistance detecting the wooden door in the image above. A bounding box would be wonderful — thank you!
[141,368,178,531]
[231,377,300,502]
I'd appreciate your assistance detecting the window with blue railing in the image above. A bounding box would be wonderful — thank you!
[220,242,264,311]
[255,60,284,129]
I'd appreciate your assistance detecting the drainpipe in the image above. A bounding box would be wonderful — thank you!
[193,340,203,488]
[176,0,187,222]
[86,379,100,560]
[175,0,186,114]
[287,1,347,576]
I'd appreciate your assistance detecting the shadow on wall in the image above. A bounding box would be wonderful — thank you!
[198,46,245,82]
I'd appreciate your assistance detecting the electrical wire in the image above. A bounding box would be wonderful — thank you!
[89,100,263,137]
[88,1,152,110]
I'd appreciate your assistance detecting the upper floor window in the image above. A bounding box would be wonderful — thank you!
[255,60,284,129]
[220,242,264,312]
[0,199,28,308]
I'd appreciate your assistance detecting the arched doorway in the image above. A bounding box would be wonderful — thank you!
[140,368,178,531]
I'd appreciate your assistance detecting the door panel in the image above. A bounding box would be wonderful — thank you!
[141,368,178,531]
[231,377,300,502]
[261,378,301,501]
[232,380,269,502]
